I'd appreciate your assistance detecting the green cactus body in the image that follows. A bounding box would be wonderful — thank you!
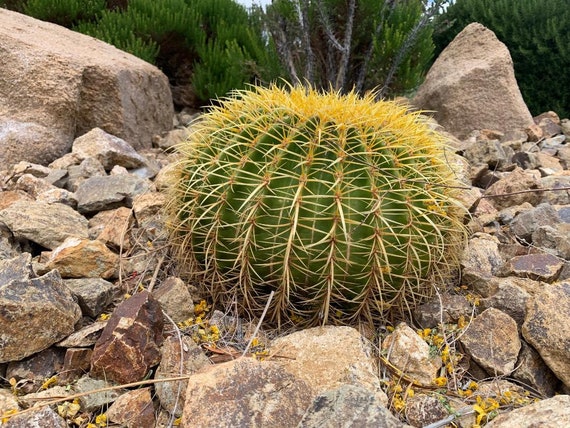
[166,85,467,326]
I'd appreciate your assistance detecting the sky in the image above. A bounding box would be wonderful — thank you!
[236,0,272,9]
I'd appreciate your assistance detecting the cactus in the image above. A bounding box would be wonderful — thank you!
[165,84,467,327]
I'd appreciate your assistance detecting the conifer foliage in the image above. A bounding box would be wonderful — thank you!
[433,0,570,117]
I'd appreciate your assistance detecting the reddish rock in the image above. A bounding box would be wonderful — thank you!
[91,291,164,384]
[107,387,155,428]
[59,348,93,383]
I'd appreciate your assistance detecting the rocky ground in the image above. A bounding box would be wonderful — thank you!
[0,109,570,427]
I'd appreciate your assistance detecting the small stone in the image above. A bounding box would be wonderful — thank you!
[501,253,564,282]
[181,358,313,427]
[75,174,150,214]
[0,267,81,363]
[460,308,521,376]
[523,282,570,388]
[66,157,106,192]
[59,348,93,383]
[382,323,442,386]
[405,393,449,427]
[486,395,570,427]
[299,385,406,428]
[64,278,116,318]
[510,203,560,242]
[73,376,123,412]
[107,387,155,428]
[5,348,65,394]
[2,406,67,428]
[480,280,531,327]
[414,293,473,328]
[463,139,508,170]
[89,207,133,250]
[532,224,570,259]
[513,341,559,397]
[56,322,106,348]
[152,277,194,323]
[43,237,119,279]
[72,127,148,171]
[0,200,88,250]
[485,168,542,210]
[90,291,164,384]
[132,192,166,225]
[271,326,386,401]
[539,175,570,205]
[155,335,210,416]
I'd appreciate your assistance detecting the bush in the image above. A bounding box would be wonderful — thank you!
[260,0,444,98]
[23,0,106,27]
[433,0,570,117]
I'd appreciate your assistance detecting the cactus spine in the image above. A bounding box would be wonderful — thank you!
[166,85,467,327]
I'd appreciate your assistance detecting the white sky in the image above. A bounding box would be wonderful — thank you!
[236,0,272,9]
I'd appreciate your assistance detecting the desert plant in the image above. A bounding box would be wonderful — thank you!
[259,0,450,98]
[165,84,468,327]
[433,0,570,117]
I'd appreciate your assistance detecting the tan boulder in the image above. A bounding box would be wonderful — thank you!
[0,9,173,167]
[413,23,533,139]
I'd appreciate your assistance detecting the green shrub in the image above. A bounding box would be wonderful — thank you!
[165,84,468,327]
[75,0,282,106]
[23,0,106,27]
[433,0,570,117]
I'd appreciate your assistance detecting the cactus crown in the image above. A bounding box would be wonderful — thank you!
[166,84,467,327]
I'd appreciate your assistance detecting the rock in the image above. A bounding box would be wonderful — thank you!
[460,234,503,294]
[412,23,533,139]
[73,376,123,412]
[56,322,106,348]
[64,278,116,317]
[486,395,570,427]
[382,323,442,386]
[107,387,156,428]
[484,168,542,210]
[459,308,521,376]
[5,348,64,395]
[59,348,93,383]
[414,293,473,328]
[153,127,191,151]
[298,385,406,428]
[463,139,509,170]
[480,279,531,327]
[181,357,313,428]
[501,253,564,282]
[88,207,133,250]
[72,128,148,171]
[509,202,560,242]
[42,237,119,279]
[539,175,570,205]
[405,393,449,427]
[513,341,559,398]
[0,389,20,419]
[0,200,88,250]
[0,9,173,168]
[523,282,570,388]
[270,326,386,401]
[532,224,570,259]
[65,157,106,192]
[2,406,67,428]
[155,335,210,416]
[90,291,164,384]
[0,263,82,363]
[153,277,194,323]
[75,174,150,214]
[132,192,167,225]
[534,111,562,137]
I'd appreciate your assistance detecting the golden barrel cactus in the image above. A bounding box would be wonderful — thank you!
[165,84,467,327]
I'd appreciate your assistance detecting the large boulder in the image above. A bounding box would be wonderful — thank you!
[0,9,173,168]
[412,23,533,139]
